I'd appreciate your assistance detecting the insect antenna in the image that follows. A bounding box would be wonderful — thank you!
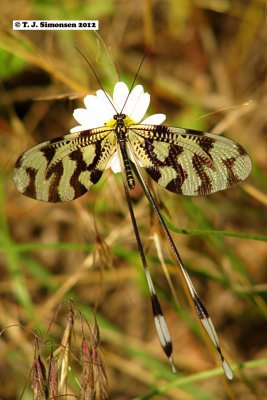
[128,143,234,380]
[120,47,151,114]
[75,47,119,115]
[117,142,176,373]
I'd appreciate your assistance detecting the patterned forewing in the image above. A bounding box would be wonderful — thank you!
[13,127,115,202]
[128,125,252,195]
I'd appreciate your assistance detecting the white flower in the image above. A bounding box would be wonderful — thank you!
[71,82,166,173]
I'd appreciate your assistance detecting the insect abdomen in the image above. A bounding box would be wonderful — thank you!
[120,143,135,190]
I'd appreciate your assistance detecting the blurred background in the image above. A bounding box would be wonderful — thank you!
[0,0,266,399]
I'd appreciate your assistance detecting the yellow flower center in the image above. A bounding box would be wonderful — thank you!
[105,115,136,128]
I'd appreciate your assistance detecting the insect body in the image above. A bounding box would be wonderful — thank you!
[114,113,135,190]
[13,81,252,379]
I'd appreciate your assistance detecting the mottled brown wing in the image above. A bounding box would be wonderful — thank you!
[13,127,116,202]
[128,125,252,195]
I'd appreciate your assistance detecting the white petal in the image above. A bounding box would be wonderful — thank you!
[70,123,99,133]
[83,94,99,110]
[113,82,129,112]
[70,125,84,133]
[123,85,144,117]
[73,94,107,129]
[96,90,116,121]
[83,96,105,124]
[109,153,121,173]
[72,109,104,130]
[73,108,90,125]
[129,93,150,122]
[141,113,166,125]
